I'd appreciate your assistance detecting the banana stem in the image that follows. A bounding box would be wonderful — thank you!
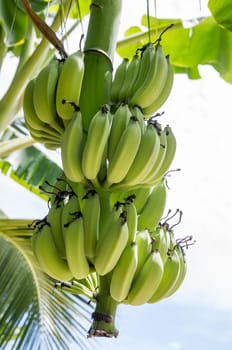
[79,0,122,130]
[88,273,119,338]
[0,0,74,132]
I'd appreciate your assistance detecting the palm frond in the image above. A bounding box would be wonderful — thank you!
[0,226,96,350]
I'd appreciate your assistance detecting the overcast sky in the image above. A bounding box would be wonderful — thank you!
[1,1,232,349]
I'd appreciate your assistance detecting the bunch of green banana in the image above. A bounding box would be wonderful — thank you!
[23,50,85,147]
[110,41,174,116]
[108,222,188,305]
[32,218,73,282]
[23,77,63,149]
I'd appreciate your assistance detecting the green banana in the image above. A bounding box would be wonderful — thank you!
[164,245,187,298]
[106,116,142,186]
[151,224,171,264]
[142,123,167,184]
[143,59,174,116]
[147,248,181,303]
[95,211,129,276]
[118,54,140,102]
[32,221,73,281]
[110,242,138,302]
[134,229,152,280]
[28,124,61,144]
[23,78,62,137]
[122,122,160,186]
[126,249,164,305]
[63,211,90,280]
[130,44,169,109]
[82,189,100,260]
[81,105,111,181]
[107,103,131,162]
[137,180,167,232]
[129,105,146,134]
[123,196,138,244]
[131,187,153,214]
[148,124,177,184]
[56,51,84,120]
[33,59,64,134]
[61,192,80,230]
[61,109,85,183]
[47,199,66,259]
[111,58,129,102]
[128,43,155,98]
[98,199,123,241]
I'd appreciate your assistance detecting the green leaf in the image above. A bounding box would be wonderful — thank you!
[70,0,91,19]
[208,0,232,31]
[0,0,28,46]
[0,232,95,349]
[0,141,63,200]
[117,15,232,83]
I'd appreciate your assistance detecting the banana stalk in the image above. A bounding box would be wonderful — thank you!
[88,273,119,338]
[79,0,122,131]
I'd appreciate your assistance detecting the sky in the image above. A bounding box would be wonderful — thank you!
[1,0,232,349]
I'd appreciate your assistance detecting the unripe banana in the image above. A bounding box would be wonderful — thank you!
[106,116,142,186]
[32,222,73,281]
[23,79,62,137]
[164,245,187,298]
[147,248,181,303]
[81,105,111,181]
[61,192,80,230]
[151,224,171,264]
[138,180,167,232]
[61,108,85,183]
[143,59,174,116]
[47,200,66,259]
[110,242,138,302]
[82,189,100,260]
[129,105,146,134]
[126,249,164,305]
[63,211,90,280]
[98,200,123,241]
[148,124,177,184]
[107,103,131,162]
[118,54,140,102]
[122,122,160,186]
[111,58,129,102]
[123,197,138,244]
[27,125,61,144]
[33,59,64,134]
[130,44,169,109]
[56,51,84,120]
[129,43,155,98]
[95,211,129,275]
[45,178,70,258]
[132,187,153,214]
[142,123,167,184]
[134,229,152,279]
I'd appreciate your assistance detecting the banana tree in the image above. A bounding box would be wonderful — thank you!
[1,0,232,348]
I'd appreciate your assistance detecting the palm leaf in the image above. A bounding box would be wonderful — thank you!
[0,224,96,350]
